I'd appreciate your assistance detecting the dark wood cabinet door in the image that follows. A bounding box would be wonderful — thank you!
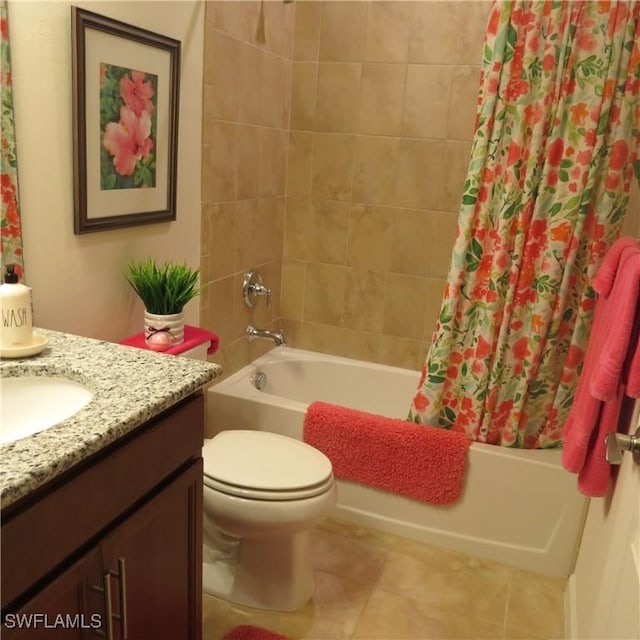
[100,460,203,640]
[2,395,204,640]
[1,547,105,639]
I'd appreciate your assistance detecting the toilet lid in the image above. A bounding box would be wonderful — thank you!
[202,430,333,496]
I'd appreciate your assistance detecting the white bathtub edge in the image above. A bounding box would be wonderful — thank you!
[207,347,588,579]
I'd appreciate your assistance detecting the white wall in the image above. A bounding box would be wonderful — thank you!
[9,0,204,341]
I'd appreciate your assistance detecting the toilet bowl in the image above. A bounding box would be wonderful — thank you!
[201,429,337,611]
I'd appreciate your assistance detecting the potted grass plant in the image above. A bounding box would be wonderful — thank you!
[126,258,201,350]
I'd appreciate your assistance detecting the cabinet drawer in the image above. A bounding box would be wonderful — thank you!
[1,394,204,610]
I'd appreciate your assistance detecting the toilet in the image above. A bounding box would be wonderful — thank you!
[201,429,337,611]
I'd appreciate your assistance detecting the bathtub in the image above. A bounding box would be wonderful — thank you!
[207,347,588,578]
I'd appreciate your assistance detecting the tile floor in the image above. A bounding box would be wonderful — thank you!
[202,519,566,640]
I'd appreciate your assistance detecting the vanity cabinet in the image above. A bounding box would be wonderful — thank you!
[2,546,104,639]
[1,394,204,640]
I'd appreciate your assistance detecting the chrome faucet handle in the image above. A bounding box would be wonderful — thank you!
[242,270,272,308]
[252,282,272,306]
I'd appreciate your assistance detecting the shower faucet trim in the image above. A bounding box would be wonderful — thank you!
[243,270,272,308]
[246,324,286,347]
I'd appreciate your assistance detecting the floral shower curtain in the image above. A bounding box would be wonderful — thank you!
[1,0,24,278]
[409,1,640,449]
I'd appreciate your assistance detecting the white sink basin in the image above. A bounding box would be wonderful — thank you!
[0,376,94,445]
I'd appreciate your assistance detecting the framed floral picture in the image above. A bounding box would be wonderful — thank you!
[71,7,180,233]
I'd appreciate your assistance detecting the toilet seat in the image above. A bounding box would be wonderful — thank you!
[202,430,334,501]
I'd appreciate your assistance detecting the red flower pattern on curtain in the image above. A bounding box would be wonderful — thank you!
[409,1,640,449]
[1,0,24,278]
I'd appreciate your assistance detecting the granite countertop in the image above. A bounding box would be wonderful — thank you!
[0,328,222,510]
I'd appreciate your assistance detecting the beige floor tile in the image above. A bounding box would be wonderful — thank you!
[310,522,388,587]
[351,587,504,640]
[202,519,566,640]
[202,568,373,640]
[295,570,374,639]
[202,593,305,640]
[504,569,565,640]
[377,541,511,627]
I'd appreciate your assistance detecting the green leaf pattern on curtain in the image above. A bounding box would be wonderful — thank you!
[409,1,640,449]
[1,0,24,278]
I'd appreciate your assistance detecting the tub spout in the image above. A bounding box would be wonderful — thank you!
[246,324,286,346]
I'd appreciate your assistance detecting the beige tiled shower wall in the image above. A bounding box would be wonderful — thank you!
[200,1,492,376]
[280,1,491,371]
[200,1,295,376]
[201,2,639,378]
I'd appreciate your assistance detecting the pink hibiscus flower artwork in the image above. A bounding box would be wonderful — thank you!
[100,63,158,190]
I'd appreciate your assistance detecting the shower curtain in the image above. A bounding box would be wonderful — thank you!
[1,0,24,277]
[409,1,640,448]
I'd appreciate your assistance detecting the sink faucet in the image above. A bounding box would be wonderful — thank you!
[246,324,286,346]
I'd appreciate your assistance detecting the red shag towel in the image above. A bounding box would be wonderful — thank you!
[303,401,470,505]
[222,625,289,640]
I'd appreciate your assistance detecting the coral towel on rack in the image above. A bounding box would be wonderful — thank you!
[562,237,640,497]
[303,402,470,505]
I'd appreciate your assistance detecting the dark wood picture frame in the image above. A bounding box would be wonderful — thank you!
[72,7,180,234]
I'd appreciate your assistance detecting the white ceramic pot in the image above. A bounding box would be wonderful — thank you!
[144,310,184,351]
